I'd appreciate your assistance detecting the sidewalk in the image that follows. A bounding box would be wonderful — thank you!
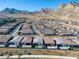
[0,55,77,59]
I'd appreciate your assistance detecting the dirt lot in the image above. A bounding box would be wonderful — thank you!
[0,48,79,58]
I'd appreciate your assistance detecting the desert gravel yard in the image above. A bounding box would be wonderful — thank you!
[0,48,78,58]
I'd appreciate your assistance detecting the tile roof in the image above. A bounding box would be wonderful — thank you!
[44,37,55,44]
[0,35,11,42]
[21,37,32,44]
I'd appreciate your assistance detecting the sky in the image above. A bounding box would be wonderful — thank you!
[0,0,79,11]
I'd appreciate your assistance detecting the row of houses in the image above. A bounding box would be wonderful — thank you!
[35,20,79,36]
[0,22,20,35]
[0,35,79,49]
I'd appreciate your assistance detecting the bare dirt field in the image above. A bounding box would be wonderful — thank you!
[0,48,79,58]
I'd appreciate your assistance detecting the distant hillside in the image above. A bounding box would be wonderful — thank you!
[0,2,79,20]
[1,8,22,14]
[58,2,79,20]
[1,8,31,14]
[59,2,79,13]
[1,8,54,14]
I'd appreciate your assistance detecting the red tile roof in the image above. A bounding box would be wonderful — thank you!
[21,37,32,44]
[44,37,55,44]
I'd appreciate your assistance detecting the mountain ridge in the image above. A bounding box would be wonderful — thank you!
[0,2,79,20]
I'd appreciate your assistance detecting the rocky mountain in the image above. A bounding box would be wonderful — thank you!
[0,2,79,20]
[1,8,54,15]
[58,2,79,20]
[1,8,31,14]
[1,8,22,14]
[40,8,54,14]
[59,2,79,13]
